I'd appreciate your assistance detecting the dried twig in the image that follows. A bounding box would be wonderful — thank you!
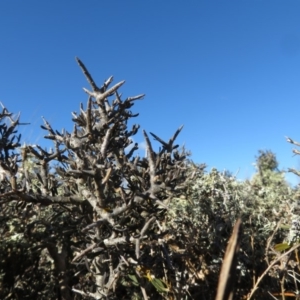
[216,218,242,300]
[247,243,300,300]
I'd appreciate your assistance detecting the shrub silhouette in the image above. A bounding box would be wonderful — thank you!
[1,58,300,300]
[0,58,197,299]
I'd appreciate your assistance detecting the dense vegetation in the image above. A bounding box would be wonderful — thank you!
[1,58,300,300]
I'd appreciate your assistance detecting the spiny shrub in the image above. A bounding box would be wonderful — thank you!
[1,58,300,300]
[0,58,196,299]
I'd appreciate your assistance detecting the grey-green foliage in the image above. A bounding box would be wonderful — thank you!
[255,149,279,173]
[166,156,297,298]
[2,60,300,299]
[253,150,280,185]
[251,150,295,239]
[282,137,300,245]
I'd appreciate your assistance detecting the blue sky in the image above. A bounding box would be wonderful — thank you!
[1,1,300,185]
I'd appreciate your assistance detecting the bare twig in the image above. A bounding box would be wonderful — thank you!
[247,243,300,300]
[76,57,99,91]
[216,218,242,300]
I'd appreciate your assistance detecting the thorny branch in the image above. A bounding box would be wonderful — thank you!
[0,58,193,299]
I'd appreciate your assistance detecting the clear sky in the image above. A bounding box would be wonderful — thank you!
[1,1,300,185]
